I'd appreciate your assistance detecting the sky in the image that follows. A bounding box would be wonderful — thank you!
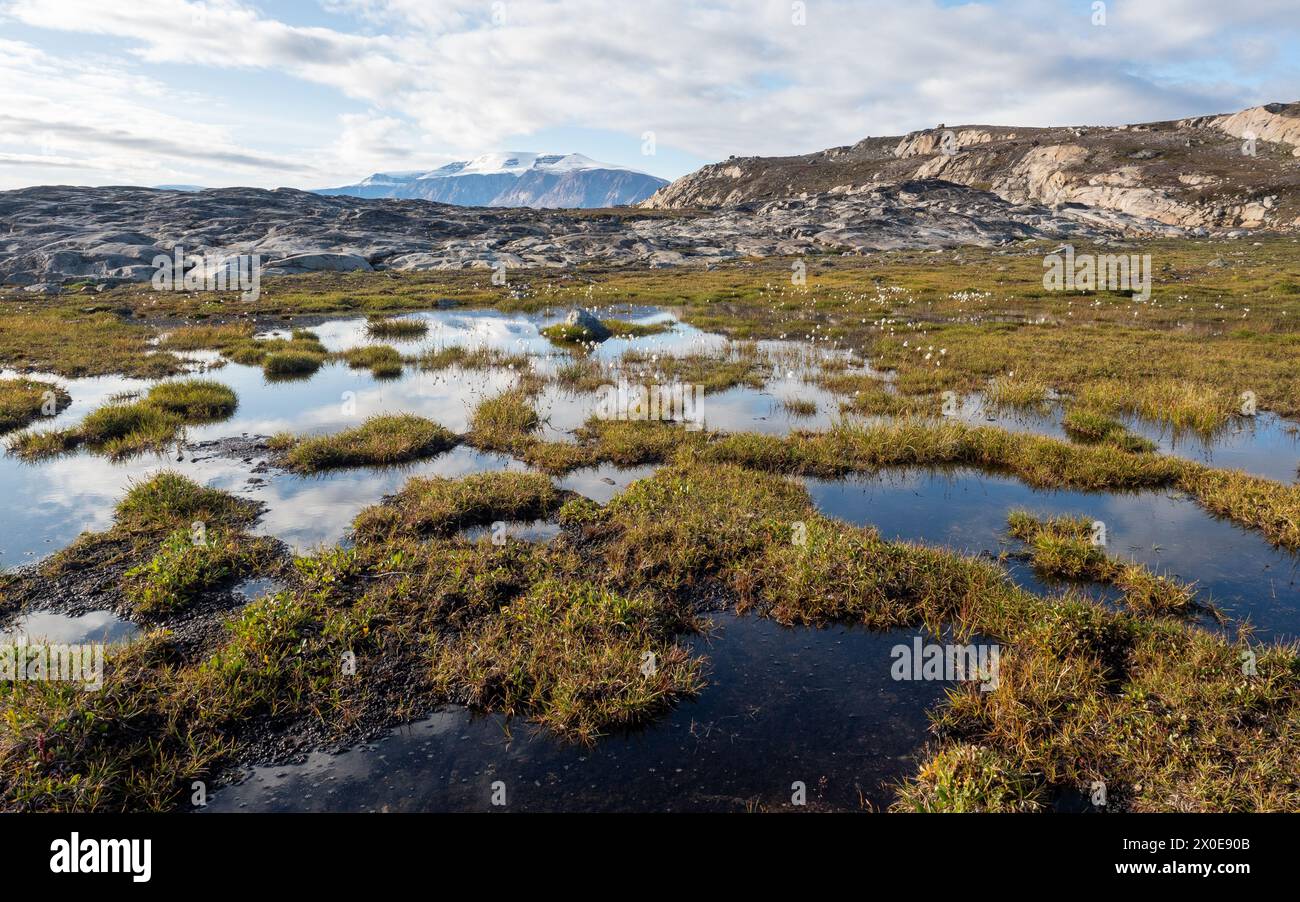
[0,0,1297,191]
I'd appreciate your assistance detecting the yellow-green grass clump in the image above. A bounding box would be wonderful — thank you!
[1075,378,1238,438]
[142,379,238,420]
[891,744,1045,812]
[430,577,702,742]
[814,371,928,417]
[113,471,262,534]
[124,527,280,616]
[365,316,429,339]
[352,471,562,543]
[1006,510,1199,617]
[418,345,530,372]
[37,471,264,584]
[553,357,611,392]
[984,372,1051,412]
[621,346,766,393]
[780,397,818,417]
[1061,407,1156,453]
[534,419,694,473]
[7,379,237,460]
[703,419,1185,491]
[595,461,812,600]
[0,378,69,434]
[261,350,326,378]
[540,322,601,346]
[468,387,540,452]
[1177,465,1300,550]
[277,414,457,472]
[158,321,255,351]
[339,344,403,378]
[222,329,328,378]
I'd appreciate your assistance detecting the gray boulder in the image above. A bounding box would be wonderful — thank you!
[264,253,373,274]
[565,307,611,341]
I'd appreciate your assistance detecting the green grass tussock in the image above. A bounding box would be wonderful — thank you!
[339,344,404,378]
[352,471,562,544]
[365,316,429,339]
[1007,510,1199,617]
[430,578,702,742]
[468,387,540,452]
[279,414,457,472]
[1062,407,1156,453]
[7,379,237,460]
[0,378,70,434]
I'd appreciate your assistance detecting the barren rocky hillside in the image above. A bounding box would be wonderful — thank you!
[642,103,1300,233]
[0,180,1179,290]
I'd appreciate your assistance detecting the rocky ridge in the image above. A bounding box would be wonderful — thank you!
[642,103,1300,232]
[0,180,1181,289]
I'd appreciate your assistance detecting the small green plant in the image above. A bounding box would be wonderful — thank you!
[892,744,1045,812]
[124,527,274,615]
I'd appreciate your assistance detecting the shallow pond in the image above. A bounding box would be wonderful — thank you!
[807,469,1300,642]
[0,308,839,565]
[947,395,1300,485]
[3,307,1296,567]
[204,613,957,813]
[3,305,1296,813]
[0,609,139,645]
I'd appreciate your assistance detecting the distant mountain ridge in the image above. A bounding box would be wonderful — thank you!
[318,152,668,208]
[642,102,1300,232]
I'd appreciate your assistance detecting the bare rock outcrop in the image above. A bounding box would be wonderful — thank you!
[0,180,1183,288]
[1185,103,1300,155]
[641,102,1300,232]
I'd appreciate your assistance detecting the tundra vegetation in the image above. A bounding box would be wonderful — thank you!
[1,238,1298,812]
[2,461,1295,812]
[365,315,429,339]
[274,414,458,472]
[6,379,237,459]
[6,238,1297,427]
[0,377,69,434]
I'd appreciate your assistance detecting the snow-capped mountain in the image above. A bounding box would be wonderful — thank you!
[317,153,668,208]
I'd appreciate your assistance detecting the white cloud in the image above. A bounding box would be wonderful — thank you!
[1,0,1297,189]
